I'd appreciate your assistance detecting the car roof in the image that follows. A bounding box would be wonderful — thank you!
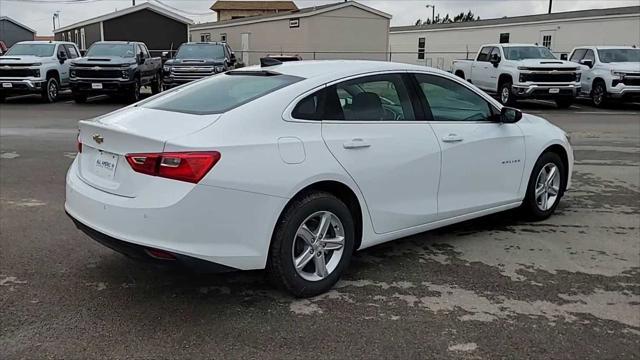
[574,46,638,50]
[234,60,446,79]
[487,43,544,47]
[16,41,75,45]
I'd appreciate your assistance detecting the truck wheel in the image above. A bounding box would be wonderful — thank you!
[555,98,573,109]
[0,93,6,103]
[73,92,87,104]
[151,74,162,95]
[127,79,141,103]
[499,81,516,106]
[591,81,608,108]
[41,76,59,103]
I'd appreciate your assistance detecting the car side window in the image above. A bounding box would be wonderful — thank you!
[570,49,586,62]
[487,47,500,60]
[328,74,415,121]
[292,89,325,120]
[583,49,595,63]
[64,45,79,59]
[57,44,69,59]
[477,47,492,62]
[414,73,494,122]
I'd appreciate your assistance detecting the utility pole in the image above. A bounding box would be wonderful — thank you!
[548,0,552,14]
[426,4,435,24]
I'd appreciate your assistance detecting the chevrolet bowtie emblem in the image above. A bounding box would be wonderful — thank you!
[92,134,104,144]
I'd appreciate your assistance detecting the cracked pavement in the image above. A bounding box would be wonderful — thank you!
[1,95,639,359]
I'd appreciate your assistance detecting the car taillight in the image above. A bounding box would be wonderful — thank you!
[77,132,82,153]
[125,151,220,183]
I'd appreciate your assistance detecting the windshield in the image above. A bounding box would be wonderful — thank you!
[143,72,302,115]
[176,44,225,59]
[504,46,557,60]
[597,49,640,63]
[6,44,55,57]
[86,43,135,58]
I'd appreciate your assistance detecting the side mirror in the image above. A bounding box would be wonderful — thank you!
[58,50,67,63]
[229,53,237,64]
[490,53,501,67]
[137,53,145,65]
[500,107,522,123]
[580,59,593,68]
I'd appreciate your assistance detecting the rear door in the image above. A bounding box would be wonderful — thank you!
[412,72,525,219]
[317,73,441,234]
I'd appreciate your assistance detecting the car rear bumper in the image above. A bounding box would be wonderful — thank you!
[512,84,580,99]
[65,158,286,271]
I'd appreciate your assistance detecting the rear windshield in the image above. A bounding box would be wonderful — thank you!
[142,72,303,115]
[176,44,225,59]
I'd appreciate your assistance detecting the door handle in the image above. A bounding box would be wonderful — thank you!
[343,138,371,149]
[442,134,464,143]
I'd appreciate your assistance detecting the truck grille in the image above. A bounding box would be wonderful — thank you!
[74,69,122,79]
[0,68,38,77]
[621,73,640,86]
[170,66,215,81]
[520,73,577,83]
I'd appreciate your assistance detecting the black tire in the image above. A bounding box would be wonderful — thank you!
[520,152,566,221]
[555,98,573,109]
[267,191,355,298]
[127,79,141,103]
[73,92,87,104]
[499,81,516,106]
[41,76,59,103]
[591,81,608,108]
[0,93,6,103]
[151,73,162,95]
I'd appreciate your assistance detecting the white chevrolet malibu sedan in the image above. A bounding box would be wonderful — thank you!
[66,59,573,297]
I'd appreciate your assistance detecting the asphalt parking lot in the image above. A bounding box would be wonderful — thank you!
[1,93,639,359]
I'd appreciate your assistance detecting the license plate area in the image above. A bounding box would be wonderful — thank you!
[2,83,13,88]
[91,83,103,89]
[549,88,560,94]
[94,150,118,180]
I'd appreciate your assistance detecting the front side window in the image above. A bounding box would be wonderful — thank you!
[6,43,55,57]
[415,73,494,122]
[176,44,225,59]
[597,48,640,63]
[86,43,136,58]
[504,46,556,60]
[583,49,596,63]
[65,45,79,58]
[143,72,303,115]
[570,49,587,62]
[477,46,492,62]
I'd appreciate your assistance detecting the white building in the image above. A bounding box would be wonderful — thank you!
[389,6,640,71]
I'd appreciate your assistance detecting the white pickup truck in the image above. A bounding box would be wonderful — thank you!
[452,43,581,108]
[568,46,640,107]
[0,41,81,103]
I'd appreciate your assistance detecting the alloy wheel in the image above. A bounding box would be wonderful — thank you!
[501,87,510,104]
[292,211,345,282]
[592,85,604,106]
[48,80,58,101]
[535,163,561,211]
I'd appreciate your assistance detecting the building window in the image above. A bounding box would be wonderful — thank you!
[200,33,211,42]
[500,33,510,44]
[542,35,552,49]
[220,33,227,42]
[418,37,426,60]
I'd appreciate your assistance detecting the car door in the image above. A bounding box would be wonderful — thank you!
[57,44,71,84]
[317,73,441,234]
[580,49,597,93]
[485,47,501,92]
[62,45,80,86]
[569,49,589,92]
[137,44,151,83]
[412,72,525,219]
[471,46,493,90]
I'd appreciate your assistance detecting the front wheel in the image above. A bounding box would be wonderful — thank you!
[41,77,59,103]
[555,98,573,109]
[499,81,516,106]
[127,79,141,103]
[520,152,566,221]
[267,192,355,298]
[151,74,162,95]
[591,82,608,108]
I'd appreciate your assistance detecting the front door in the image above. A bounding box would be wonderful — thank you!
[413,73,526,219]
[471,46,493,90]
[320,73,441,234]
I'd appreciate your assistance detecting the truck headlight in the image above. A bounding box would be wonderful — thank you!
[611,70,625,79]
[215,65,225,73]
[70,70,76,78]
[121,70,129,79]
[163,65,170,72]
[575,73,581,82]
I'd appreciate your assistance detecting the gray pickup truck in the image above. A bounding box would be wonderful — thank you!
[162,42,236,89]
[69,41,162,103]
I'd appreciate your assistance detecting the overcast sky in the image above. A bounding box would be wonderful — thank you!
[1,0,638,35]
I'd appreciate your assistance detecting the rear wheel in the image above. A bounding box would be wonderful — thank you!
[151,73,162,95]
[267,192,355,298]
[127,79,141,103]
[499,81,516,106]
[555,98,573,109]
[520,152,566,221]
[41,76,59,103]
[591,81,608,108]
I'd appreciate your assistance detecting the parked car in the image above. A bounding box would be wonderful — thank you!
[568,46,640,107]
[0,41,80,102]
[69,41,162,103]
[452,44,581,108]
[162,42,236,89]
[66,59,573,297]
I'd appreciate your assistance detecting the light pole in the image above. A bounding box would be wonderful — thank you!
[426,4,435,24]
[548,0,553,14]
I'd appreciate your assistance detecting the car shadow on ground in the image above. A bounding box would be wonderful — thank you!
[514,98,640,111]
[2,90,153,105]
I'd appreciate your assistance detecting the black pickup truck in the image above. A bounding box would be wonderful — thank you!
[162,42,236,89]
[69,41,162,103]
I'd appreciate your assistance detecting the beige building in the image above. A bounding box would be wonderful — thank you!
[210,1,298,21]
[191,1,392,66]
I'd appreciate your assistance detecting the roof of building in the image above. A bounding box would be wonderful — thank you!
[193,0,391,30]
[0,16,37,34]
[54,2,194,33]
[390,5,640,33]
[210,1,298,12]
